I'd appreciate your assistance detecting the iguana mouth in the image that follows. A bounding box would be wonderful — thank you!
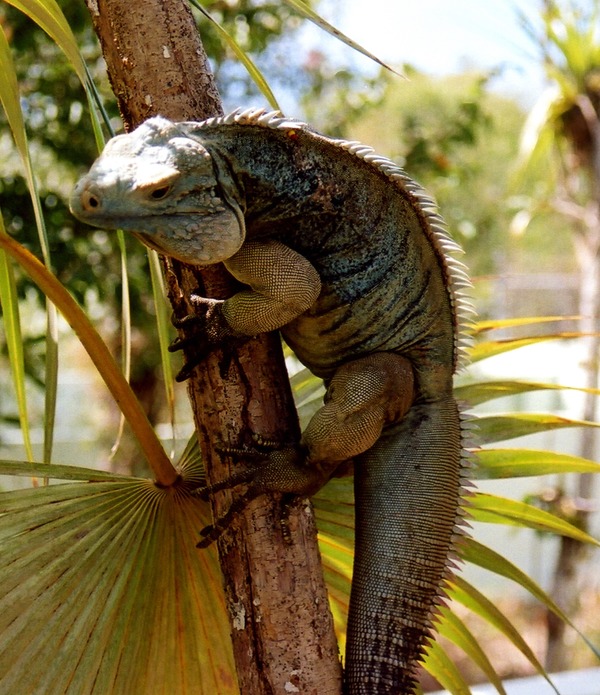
[131,228,204,261]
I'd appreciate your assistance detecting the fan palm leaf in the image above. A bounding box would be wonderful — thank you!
[0,449,236,695]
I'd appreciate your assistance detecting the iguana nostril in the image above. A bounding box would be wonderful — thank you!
[81,189,101,211]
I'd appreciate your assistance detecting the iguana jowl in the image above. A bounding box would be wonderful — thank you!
[70,108,474,694]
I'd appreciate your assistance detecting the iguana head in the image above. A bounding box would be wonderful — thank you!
[70,117,245,265]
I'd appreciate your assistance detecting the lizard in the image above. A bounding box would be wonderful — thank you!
[70,107,475,695]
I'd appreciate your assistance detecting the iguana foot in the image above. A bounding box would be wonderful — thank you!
[194,444,325,548]
[169,292,249,381]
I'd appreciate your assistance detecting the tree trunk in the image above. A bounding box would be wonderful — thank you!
[84,1,342,692]
[546,189,600,672]
[545,225,600,673]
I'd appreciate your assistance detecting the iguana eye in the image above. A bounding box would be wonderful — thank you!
[150,185,171,200]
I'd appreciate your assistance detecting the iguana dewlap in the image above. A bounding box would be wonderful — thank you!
[71,108,474,695]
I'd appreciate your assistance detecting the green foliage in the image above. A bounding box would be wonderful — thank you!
[194,0,306,64]
[521,0,600,95]
[346,69,526,278]
[0,217,33,459]
[516,0,600,199]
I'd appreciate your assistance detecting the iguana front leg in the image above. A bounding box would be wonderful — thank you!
[169,239,322,379]
[222,238,322,334]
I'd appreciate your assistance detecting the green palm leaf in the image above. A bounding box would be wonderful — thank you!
[0,452,236,695]
[0,17,59,462]
[463,538,600,660]
[475,448,600,478]
[0,218,33,461]
[477,412,600,444]
[421,639,471,695]
[0,231,175,483]
[436,607,506,695]
[282,0,399,76]
[148,249,177,429]
[470,332,584,363]
[190,0,280,110]
[454,379,600,407]
[5,0,88,84]
[449,575,558,692]
[472,316,576,335]
[470,492,600,545]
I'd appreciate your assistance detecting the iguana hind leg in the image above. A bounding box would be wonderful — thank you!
[301,353,414,463]
[196,352,415,544]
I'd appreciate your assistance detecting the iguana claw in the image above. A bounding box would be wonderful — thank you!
[194,443,322,548]
[169,295,249,381]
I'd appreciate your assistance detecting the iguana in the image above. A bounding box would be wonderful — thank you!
[70,107,474,695]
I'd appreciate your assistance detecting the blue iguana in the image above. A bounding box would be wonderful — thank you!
[70,107,474,694]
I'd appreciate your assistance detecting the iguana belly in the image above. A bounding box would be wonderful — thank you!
[282,274,453,384]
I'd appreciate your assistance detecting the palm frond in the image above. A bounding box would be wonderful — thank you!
[0,217,33,461]
[455,379,600,407]
[477,412,600,444]
[462,538,600,660]
[436,606,507,695]
[421,640,472,695]
[190,0,280,110]
[449,575,557,691]
[476,447,600,478]
[470,331,588,363]
[470,492,600,545]
[281,0,400,76]
[0,453,236,695]
[0,18,59,462]
[0,231,176,484]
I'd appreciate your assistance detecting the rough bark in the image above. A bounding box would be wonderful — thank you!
[84,1,342,692]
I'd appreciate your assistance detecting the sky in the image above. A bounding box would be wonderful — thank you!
[311,0,548,106]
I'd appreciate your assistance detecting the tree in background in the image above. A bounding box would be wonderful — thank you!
[516,0,600,670]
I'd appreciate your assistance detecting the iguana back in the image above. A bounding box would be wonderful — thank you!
[192,116,464,387]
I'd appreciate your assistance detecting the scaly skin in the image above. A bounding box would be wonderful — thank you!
[70,108,474,694]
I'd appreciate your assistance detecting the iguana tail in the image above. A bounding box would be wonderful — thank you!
[344,395,470,695]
